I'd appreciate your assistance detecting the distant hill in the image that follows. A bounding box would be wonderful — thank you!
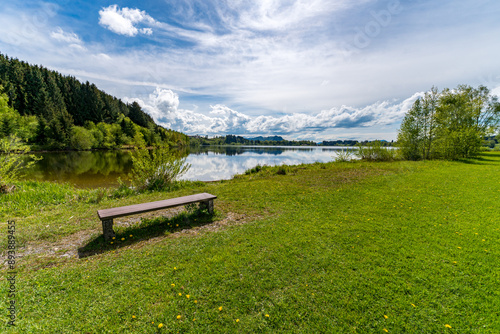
[189,134,317,146]
[0,53,187,150]
[245,136,285,142]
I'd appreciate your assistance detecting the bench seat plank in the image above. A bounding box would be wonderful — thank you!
[98,193,217,220]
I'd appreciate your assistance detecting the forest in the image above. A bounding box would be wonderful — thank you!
[0,53,188,151]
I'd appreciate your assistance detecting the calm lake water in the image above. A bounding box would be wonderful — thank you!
[22,146,350,188]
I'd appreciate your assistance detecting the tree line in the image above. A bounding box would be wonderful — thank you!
[397,85,500,160]
[189,134,317,146]
[0,53,188,150]
[321,139,394,147]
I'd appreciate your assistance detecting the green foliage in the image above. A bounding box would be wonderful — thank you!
[355,141,398,161]
[334,148,355,162]
[0,53,190,150]
[110,178,136,199]
[275,165,289,175]
[398,85,500,160]
[245,164,263,175]
[398,87,439,160]
[0,88,38,143]
[0,136,41,191]
[129,148,191,191]
[69,126,94,150]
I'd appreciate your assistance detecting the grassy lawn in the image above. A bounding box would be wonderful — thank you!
[1,153,499,333]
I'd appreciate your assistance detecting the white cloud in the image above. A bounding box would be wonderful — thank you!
[3,1,500,141]
[224,0,354,32]
[140,28,153,35]
[69,44,86,51]
[98,5,157,37]
[127,87,422,140]
[94,53,112,61]
[50,27,82,44]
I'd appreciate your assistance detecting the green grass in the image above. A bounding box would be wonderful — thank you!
[1,153,499,333]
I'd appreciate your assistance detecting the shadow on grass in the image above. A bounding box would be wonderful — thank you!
[457,156,498,165]
[78,209,216,258]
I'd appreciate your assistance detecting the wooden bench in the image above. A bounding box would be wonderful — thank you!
[97,193,217,241]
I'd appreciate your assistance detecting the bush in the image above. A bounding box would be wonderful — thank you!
[276,165,288,175]
[129,148,190,191]
[245,164,263,175]
[334,148,355,162]
[0,136,41,192]
[70,126,95,150]
[355,141,398,162]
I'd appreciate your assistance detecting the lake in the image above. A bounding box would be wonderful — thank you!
[22,146,351,188]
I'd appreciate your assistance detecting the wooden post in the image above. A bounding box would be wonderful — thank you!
[102,219,115,241]
[199,200,214,214]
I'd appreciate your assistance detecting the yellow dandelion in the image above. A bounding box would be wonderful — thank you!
[178,293,182,296]
[171,283,175,287]
[218,306,223,311]
[132,315,136,319]
[186,295,190,298]
[174,267,177,270]
[236,319,240,322]
[130,235,133,237]
[383,329,388,333]
[110,242,113,244]
[265,314,270,318]
[194,300,198,303]
[177,315,182,320]
[411,303,416,307]
[158,323,164,328]
[384,315,388,319]
[112,237,116,240]
[457,246,461,249]
[445,324,452,328]
[121,237,125,241]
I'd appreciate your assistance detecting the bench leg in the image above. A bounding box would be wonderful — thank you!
[102,219,115,241]
[199,200,214,214]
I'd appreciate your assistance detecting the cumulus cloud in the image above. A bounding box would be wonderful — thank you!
[98,5,157,37]
[127,87,422,139]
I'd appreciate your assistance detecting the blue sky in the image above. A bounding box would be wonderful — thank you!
[1,0,500,141]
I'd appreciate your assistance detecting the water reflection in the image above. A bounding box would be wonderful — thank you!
[184,146,340,181]
[25,150,135,188]
[22,146,347,188]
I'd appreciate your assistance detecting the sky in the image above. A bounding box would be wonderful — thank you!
[1,0,500,141]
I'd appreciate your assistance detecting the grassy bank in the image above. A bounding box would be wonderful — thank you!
[1,153,499,333]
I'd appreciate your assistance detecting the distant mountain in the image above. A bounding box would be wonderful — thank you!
[245,136,285,142]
